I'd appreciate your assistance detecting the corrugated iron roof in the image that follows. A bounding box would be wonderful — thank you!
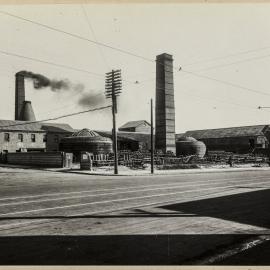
[0,119,74,133]
[40,123,74,133]
[95,130,152,142]
[119,120,150,129]
[183,125,268,139]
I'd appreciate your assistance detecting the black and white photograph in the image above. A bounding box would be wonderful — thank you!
[0,0,270,267]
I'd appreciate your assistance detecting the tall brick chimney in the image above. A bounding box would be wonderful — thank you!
[15,72,26,120]
[15,72,36,121]
[155,53,176,154]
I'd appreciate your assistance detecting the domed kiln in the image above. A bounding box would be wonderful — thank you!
[60,129,113,157]
[176,136,206,158]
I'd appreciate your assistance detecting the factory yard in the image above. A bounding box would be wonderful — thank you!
[0,166,269,265]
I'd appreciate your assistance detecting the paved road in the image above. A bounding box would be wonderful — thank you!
[0,166,270,265]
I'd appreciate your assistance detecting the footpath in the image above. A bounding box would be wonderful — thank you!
[1,163,270,176]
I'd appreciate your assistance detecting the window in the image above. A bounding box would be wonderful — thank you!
[54,135,59,143]
[4,133,10,142]
[18,133,23,142]
[43,134,47,142]
[31,134,36,142]
[249,139,255,148]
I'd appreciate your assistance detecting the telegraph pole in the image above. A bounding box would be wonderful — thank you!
[151,98,154,174]
[105,69,122,175]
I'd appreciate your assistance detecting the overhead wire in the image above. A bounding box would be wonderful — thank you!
[0,10,154,64]
[0,49,137,85]
[188,53,270,73]
[0,105,112,129]
[179,68,270,98]
[179,88,257,110]
[80,4,111,70]
[180,92,256,112]
[0,49,104,78]
[2,9,270,108]
[182,45,270,67]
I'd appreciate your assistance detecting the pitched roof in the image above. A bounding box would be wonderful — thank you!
[0,119,74,133]
[119,120,150,129]
[183,125,268,139]
[175,133,185,140]
[0,120,43,132]
[95,130,152,142]
[40,123,74,133]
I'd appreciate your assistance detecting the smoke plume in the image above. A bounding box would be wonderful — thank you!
[18,70,83,92]
[78,92,105,107]
[17,70,105,108]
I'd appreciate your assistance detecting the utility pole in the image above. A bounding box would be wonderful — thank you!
[105,69,122,175]
[151,98,154,174]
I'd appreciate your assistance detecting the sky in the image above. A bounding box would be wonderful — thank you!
[0,3,270,133]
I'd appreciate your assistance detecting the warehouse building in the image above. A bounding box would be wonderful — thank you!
[178,125,270,154]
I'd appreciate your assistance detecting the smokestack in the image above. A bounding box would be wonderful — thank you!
[15,72,37,121]
[21,101,36,121]
[15,72,26,120]
[155,53,176,154]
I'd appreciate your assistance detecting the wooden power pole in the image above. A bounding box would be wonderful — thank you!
[151,98,154,174]
[105,69,122,175]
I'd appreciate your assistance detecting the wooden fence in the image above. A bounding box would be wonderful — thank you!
[5,152,73,168]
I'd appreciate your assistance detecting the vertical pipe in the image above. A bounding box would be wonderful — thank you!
[151,98,154,174]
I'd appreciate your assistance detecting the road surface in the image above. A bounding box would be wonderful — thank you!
[0,166,270,265]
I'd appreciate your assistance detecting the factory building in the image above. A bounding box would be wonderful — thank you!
[0,72,74,154]
[178,125,270,154]
[0,120,74,153]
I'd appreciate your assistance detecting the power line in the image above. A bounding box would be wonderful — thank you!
[190,53,270,73]
[0,49,136,85]
[2,46,268,101]
[182,45,270,67]
[0,10,154,64]
[181,92,256,112]
[5,9,270,76]
[80,4,110,70]
[0,105,111,129]
[180,89,257,110]
[0,49,104,78]
[2,10,270,98]
[180,68,270,98]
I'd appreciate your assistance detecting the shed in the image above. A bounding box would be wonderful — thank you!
[118,120,151,133]
[181,125,270,154]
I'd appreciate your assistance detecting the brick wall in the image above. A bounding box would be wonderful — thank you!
[0,131,45,153]
[46,132,72,152]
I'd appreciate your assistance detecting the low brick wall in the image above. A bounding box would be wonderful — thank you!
[6,152,65,168]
